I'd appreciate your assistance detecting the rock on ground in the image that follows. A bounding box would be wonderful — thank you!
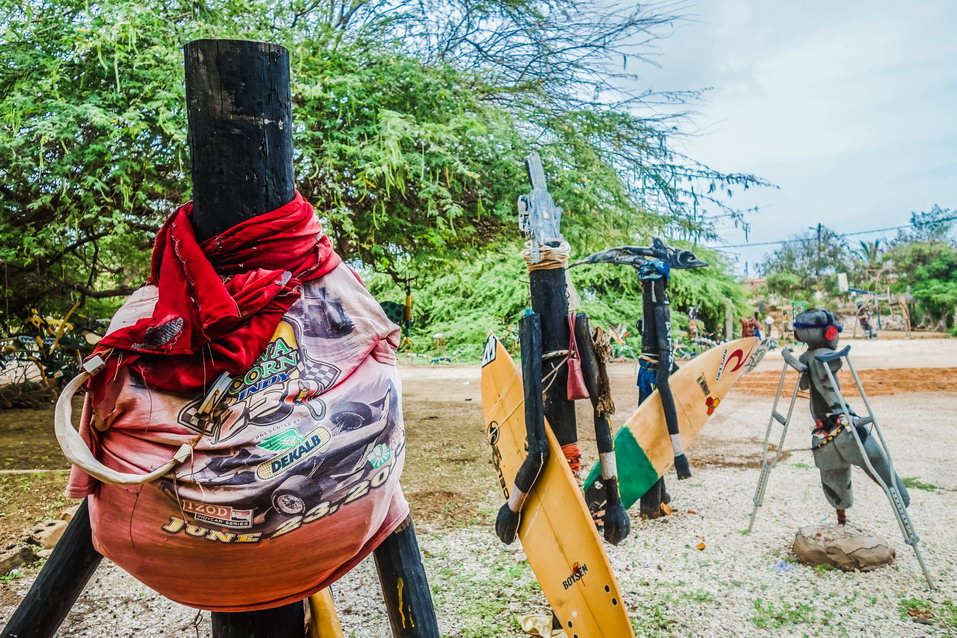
[793,524,896,571]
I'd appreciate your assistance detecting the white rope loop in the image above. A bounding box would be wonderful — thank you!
[54,357,229,485]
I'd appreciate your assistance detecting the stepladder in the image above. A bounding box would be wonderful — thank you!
[747,347,805,532]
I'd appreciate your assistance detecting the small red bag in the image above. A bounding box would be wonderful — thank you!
[566,313,590,400]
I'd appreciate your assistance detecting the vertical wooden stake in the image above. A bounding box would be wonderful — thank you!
[184,38,303,637]
[185,39,295,240]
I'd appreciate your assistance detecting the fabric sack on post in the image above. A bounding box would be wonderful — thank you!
[65,193,409,612]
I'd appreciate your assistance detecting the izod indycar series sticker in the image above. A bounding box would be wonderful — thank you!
[181,500,253,529]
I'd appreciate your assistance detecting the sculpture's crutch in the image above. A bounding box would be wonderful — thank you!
[747,348,805,532]
[816,345,934,589]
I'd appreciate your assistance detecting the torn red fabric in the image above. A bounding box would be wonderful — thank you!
[92,191,340,397]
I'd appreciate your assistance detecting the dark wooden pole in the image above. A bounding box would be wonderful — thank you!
[523,155,576,451]
[210,604,306,638]
[1,499,103,638]
[188,39,436,638]
[372,518,440,637]
[185,39,295,241]
[184,38,305,638]
[528,268,577,448]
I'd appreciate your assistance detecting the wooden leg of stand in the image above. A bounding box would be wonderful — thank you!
[373,516,439,637]
[211,602,306,638]
[1,498,102,638]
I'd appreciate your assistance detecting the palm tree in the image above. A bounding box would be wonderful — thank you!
[855,239,887,288]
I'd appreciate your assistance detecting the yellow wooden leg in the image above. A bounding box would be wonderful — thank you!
[307,588,344,638]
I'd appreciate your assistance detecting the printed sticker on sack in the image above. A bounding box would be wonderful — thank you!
[256,427,331,480]
[181,500,254,529]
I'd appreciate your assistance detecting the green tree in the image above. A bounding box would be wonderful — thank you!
[367,242,748,358]
[0,0,767,329]
[885,240,957,331]
[896,205,955,243]
[759,225,850,298]
[851,239,889,289]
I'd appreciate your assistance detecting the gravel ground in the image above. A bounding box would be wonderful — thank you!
[1,346,955,637]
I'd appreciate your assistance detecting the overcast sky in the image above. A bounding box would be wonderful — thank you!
[628,0,957,275]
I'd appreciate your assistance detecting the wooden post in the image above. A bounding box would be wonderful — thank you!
[1,499,103,638]
[182,39,305,637]
[187,39,437,638]
[522,156,577,450]
[5,38,436,638]
[184,39,295,241]
[372,518,440,637]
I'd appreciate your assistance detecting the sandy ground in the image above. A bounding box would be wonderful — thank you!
[0,337,955,636]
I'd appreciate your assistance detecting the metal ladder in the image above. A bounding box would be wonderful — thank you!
[816,345,934,589]
[747,347,805,533]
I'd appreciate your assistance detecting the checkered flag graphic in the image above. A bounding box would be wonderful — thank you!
[303,359,341,393]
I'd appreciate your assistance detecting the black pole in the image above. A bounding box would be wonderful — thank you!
[372,518,440,637]
[211,605,306,638]
[182,39,306,637]
[522,156,576,452]
[188,39,437,638]
[528,268,577,448]
[2,499,103,638]
[184,39,295,241]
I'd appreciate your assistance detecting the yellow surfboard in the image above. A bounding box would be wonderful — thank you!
[584,337,762,514]
[481,336,635,638]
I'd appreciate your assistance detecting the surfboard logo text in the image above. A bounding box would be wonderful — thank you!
[715,348,729,382]
[562,562,589,589]
[696,374,710,396]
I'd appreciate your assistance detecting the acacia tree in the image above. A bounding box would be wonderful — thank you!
[0,0,767,328]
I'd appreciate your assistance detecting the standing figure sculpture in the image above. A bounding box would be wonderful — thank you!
[793,309,908,526]
[573,240,708,518]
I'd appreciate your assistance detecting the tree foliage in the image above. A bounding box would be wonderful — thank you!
[0,0,766,332]
[367,242,749,359]
[758,225,849,298]
[885,240,957,331]
[758,205,957,330]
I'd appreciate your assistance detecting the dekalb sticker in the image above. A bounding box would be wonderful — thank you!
[256,427,331,480]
